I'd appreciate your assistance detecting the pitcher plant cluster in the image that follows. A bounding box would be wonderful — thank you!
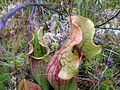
[18,15,102,90]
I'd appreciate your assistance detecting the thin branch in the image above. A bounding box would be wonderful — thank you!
[95,10,120,28]
[29,6,36,22]
[1,25,34,29]
[0,57,16,59]
[89,66,108,90]
[25,25,31,53]
[91,43,113,90]
[0,3,66,32]
[0,61,14,67]
[96,27,120,30]
[0,45,16,57]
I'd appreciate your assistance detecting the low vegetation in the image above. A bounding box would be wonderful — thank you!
[0,0,119,90]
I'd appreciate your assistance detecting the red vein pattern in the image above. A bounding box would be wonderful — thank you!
[46,21,83,89]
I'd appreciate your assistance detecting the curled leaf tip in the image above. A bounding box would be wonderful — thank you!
[71,15,102,61]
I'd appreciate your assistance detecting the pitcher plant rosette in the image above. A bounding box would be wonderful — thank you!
[18,15,102,90]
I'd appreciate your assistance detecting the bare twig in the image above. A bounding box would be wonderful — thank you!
[0,3,66,32]
[0,45,16,57]
[25,25,31,53]
[89,66,108,90]
[1,25,34,29]
[95,10,120,28]
[0,61,14,67]
[90,46,114,90]
[0,57,16,59]
[29,6,36,22]
[96,27,120,30]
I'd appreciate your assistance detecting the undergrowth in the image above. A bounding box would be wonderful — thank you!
[0,0,120,90]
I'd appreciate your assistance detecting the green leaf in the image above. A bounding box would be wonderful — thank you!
[0,83,6,90]
[26,27,50,62]
[27,27,51,89]
[0,73,12,82]
[104,69,113,76]
[30,59,50,90]
[71,15,102,61]
[18,79,42,90]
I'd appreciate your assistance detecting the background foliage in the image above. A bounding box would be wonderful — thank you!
[0,0,120,90]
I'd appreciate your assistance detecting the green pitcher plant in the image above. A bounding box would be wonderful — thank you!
[18,15,102,90]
